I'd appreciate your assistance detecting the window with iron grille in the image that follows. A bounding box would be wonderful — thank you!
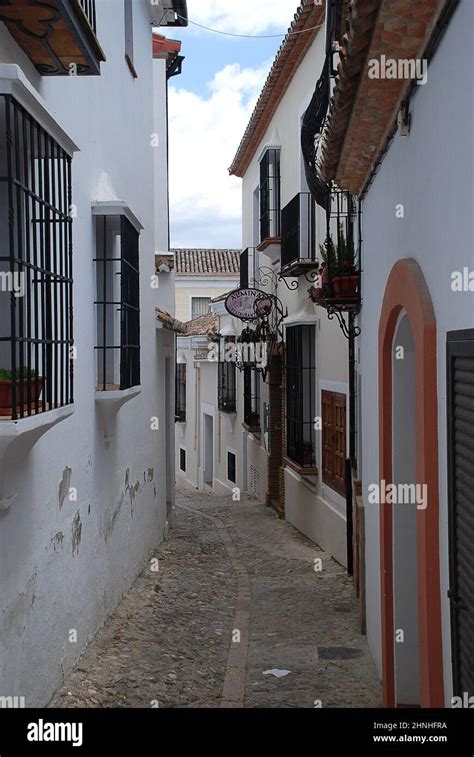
[175,362,186,421]
[286,326,316,468]
[281,192,316,268]
[179,447,186,473]
[0,95,73,420]
[259,148,280,242]
[244,366,260,428]
[218,337,236,412]
[191,297,211,319]
[321,390,346,495]
[94,215,140,391]
[227,451,236,484]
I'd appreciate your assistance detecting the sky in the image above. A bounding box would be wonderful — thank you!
[168,0,298,249]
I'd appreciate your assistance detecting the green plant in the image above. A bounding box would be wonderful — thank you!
[320,224,357,277]
[0,368,38,380]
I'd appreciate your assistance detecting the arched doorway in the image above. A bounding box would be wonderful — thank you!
[379,259,444,708]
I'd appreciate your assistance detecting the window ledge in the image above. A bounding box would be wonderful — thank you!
[95,386,141,445]
[257,237,281,266]
[0,65,79,156]
[283,456,318,477]
[242,422,261,434]
[0,404,75,510]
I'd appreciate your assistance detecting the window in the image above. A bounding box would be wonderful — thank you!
[244,366,260,429]
[259,148,280,242]
[175,362,186,421]
[286,326,316,468]
[0,95,73,420]
[281,192,316,268]
[447,329,474,697]
[94,215,140,391]
[179,447,186,473]
[191,297,211,319]
[240,248,257,288]
[321,390,347,495]
[124,0,137,78]
[227,451,236,484]
[218,337,236,412]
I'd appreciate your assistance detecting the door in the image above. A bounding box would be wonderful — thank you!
[322,390,346,496]
[203,413,214,487]
[447,329,474,697]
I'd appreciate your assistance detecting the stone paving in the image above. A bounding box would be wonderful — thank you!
[50,490,381,708]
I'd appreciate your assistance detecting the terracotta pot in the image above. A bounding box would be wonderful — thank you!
[332,274,360,300]
[0,377,44,416]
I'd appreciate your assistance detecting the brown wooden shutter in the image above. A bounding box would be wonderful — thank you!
[322,390,347,496]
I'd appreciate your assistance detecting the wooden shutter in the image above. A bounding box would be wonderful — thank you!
[322,390,347,496]
[447,330,474,697]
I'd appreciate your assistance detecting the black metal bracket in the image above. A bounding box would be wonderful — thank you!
[326,306,361,340]
[278,276,298,291]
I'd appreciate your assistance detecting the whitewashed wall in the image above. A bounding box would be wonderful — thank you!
[239,25,349,561]
[359,0,473,695]
[0,3,174,706]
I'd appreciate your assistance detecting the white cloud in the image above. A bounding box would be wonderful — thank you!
[186,0,299,36]
[169,61,270,248]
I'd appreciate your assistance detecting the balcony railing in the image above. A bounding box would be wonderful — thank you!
[280,192,317,275]
[0,1,105,76]
[78,0,97,34]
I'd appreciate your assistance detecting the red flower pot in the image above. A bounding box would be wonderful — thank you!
[0,377,44,416]
[332,274,360,300]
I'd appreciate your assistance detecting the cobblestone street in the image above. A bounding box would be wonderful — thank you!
[50,490,381,708]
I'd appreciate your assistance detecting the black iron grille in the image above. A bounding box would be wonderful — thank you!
[0,95,73,420]
[78,0,97,33]
[244,366,260,428]
[94,215,140,391]
[260,148,280,242]
[286,325,316,468]
[175,362,186,420]
[218,337,236,412]
[281,192,316,268]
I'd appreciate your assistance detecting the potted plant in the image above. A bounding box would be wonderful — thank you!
[331,224,359,300]
[0,368,44,416]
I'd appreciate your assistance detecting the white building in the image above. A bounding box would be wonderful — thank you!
[308,0,473,709]
[173,248,244,496]
[0,0,186,706]
[172,248,240,322]
[229,0,350,566]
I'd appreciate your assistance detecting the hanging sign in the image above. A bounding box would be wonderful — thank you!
[225,288,273,321]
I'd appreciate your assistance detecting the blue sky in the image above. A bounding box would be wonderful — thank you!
[168,0,298,249]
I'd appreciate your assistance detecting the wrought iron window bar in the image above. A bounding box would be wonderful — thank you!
[78,0,97,33]
[259,148,281,242]
[218,337,236,413]
[285,325,316,469]
[175,362,186,421]
[243,365,260,429]
[0,95,74,420]
[281,192,317,273]
[94,215,140,392]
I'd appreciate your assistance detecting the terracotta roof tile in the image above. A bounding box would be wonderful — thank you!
[155,308,186,332]
[184,314,219,336]
[229,0,326,178]
[172,249,240,276]
[320,0,448,195]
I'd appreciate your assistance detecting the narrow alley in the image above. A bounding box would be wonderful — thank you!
[50,491,380,709]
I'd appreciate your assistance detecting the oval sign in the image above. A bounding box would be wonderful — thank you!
[225,288,273,321]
